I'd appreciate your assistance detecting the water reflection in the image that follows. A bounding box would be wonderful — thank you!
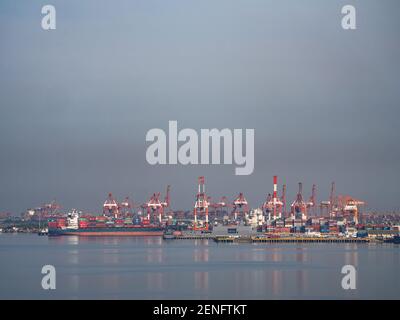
[147,272,164,291]
[102,237,120,246]
[194,247,209,262]
[67,236,81,245]
[103,248,121,264]
[67,248,80,265]
[194,272,209,291]
[67,274,80,294]
[193,246,209,292]
[101,273,121,296]
[344,244,358,266]
[146,247,163,263]
[144,237,163,246]
[271,249,283,296]
[235,250,250,261]
[295,247,308,295]
[7,235,397,299]
[48,235,79,245]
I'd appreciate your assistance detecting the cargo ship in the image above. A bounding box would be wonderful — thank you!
[48,209,164,237]
[48,226,164,236]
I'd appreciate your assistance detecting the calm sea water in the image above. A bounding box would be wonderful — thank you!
[0,234,399,299]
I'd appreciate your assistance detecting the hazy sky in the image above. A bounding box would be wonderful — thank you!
[1,0,399,213]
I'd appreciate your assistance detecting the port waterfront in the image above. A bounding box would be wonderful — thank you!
[171,234,372,243]
[0,233,399,299]
[0,221,397,244]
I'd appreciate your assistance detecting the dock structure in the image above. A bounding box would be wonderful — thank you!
[214,236,370,243]
[170,233,371,243]
[175,234,214,240]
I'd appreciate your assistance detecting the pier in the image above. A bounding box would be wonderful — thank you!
[214,236,370,243]
[168,234,371,243]
[174,234,214,240]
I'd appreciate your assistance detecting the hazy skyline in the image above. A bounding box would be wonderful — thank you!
[1,0,400,213]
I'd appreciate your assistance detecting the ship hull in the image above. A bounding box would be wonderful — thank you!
[48,227,164,237]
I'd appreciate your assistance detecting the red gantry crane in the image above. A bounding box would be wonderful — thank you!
[119,196,136,217]
[193,176,209,230]
[291,182,307,220]
[320,181,336,218]
[307,184,317,217]
[144,185,170,224]
[337,195,366,225]
[329,181,336,218]
[281,184,287,218]
[161,185,171,214]
[262,176,283,220]
[232,192,249,221]
[145,192,164,224]
[103,193,119,218]
[216,196,231,219]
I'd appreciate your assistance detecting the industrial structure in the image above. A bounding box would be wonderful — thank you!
[232,193,249,221]
[262,176,283,220]
[193,176,209,230]
[18,174,376,239]
[103,193,119,218]
[291,182,307,221]
[145,185,171,224]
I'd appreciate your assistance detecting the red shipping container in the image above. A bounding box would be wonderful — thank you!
[56,220,66,227]
[95,223,106,228]
[48,222,58,228]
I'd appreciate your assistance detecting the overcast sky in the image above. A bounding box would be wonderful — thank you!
[1,0,399,214]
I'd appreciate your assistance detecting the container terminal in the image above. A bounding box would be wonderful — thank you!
[1,176,399,243]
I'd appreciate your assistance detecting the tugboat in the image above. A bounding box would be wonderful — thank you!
[38,228,48,236]
[163,229,176,240]
[37,214,48,236]
[384,235,400,244]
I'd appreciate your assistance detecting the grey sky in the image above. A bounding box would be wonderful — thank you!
[1,0,399,213]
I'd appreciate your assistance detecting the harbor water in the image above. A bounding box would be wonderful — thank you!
[0,234,399,299]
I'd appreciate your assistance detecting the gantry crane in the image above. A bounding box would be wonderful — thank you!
[193,176,209,230]
[103,193,119,218]
[145,192,164,224]
[291,182,307,220]
[232,192,249,221]
[262,176,283,220]
[306,184,317,217]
